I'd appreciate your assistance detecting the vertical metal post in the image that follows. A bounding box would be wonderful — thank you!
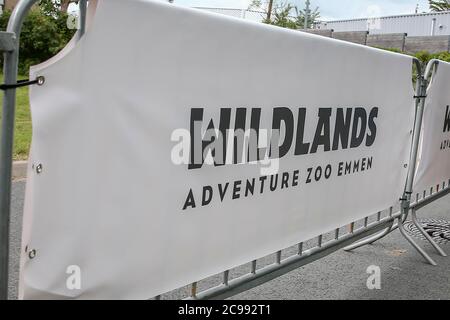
[343,59,427,254]
[397,59,439,265]
[191,282,197,298]
[298,242,303,255]
[78,0,88,39]
[399,59,426,218]
[407,59,447,259]
[431,18,437,36]
[334,228,340,240]
[0,0,47,300]
[276,250,282,264]
[404,59,426,200]
[241,9,246,19]
[251,260,257,274]
[223,270,230,286]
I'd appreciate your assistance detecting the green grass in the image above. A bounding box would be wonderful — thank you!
[0,73,32,161]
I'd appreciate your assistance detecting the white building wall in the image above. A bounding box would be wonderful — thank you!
[195,7,266,23]
[320,11,450,37]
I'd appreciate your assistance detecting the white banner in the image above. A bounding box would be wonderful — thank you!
[414,61,450,195]
[20,0,415,299]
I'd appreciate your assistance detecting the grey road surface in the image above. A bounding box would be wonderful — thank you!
[8,180,450,300]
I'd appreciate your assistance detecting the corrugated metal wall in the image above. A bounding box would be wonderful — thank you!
[320,11,450,37]
[195,8,266,23]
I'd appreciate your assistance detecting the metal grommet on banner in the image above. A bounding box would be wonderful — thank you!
[404,164,408,168]
[37,76,45,86]
[28,249,37,260]
[35,164,43,174]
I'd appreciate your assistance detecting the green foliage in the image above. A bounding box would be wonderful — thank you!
[429,0,450,12]
[249,0,266,11]
[0,7,75,74]
[39,0,73,15]
[414,51,432,64]
[264,3,298,29]
[412,51,450,64]
[295,5,320,29]
[430,51,450,62]
[249,0,320,30]
[376,49,450,83]
[376,47,450,65]
[0,73,32,160]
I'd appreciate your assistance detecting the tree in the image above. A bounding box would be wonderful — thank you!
[249,0,293,24]
[249,0,320,30]
[39,0,75,15]
[270,3,297,29]
[429,0,450,12]
[61,0,73,12]
[295,5,320,29]
[249,0,274,22]
[0,6,75,74]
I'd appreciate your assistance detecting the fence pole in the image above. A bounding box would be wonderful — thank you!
[344,58,425,253]
[404,59,426,202]
[396,58,440,265]
[407,59,447,258]
[0,0,92,300]
[0,0,41,300]
[78,0,88,39]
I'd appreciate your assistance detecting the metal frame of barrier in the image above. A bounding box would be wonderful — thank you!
[183,209,399,300]
[0,0,447,301]
[345,59,449,267]
[0,0,88,300]
[398,60,448,264]
[179,58,426,300]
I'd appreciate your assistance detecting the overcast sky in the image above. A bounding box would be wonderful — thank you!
[172,0,432,20]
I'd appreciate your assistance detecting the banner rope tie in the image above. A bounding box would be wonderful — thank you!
[0,76,45,91]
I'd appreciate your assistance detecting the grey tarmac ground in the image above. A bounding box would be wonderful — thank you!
[8,180,450,300]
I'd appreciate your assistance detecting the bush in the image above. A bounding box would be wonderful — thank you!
[414,51,432,65]
[430,51,450,63]
[412,51,450,65]
[0,8,75,75]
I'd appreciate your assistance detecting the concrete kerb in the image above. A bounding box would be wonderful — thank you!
[12,161,27,180]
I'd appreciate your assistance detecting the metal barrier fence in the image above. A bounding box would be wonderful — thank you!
[0,1,448,300]
[344,59,449,266]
